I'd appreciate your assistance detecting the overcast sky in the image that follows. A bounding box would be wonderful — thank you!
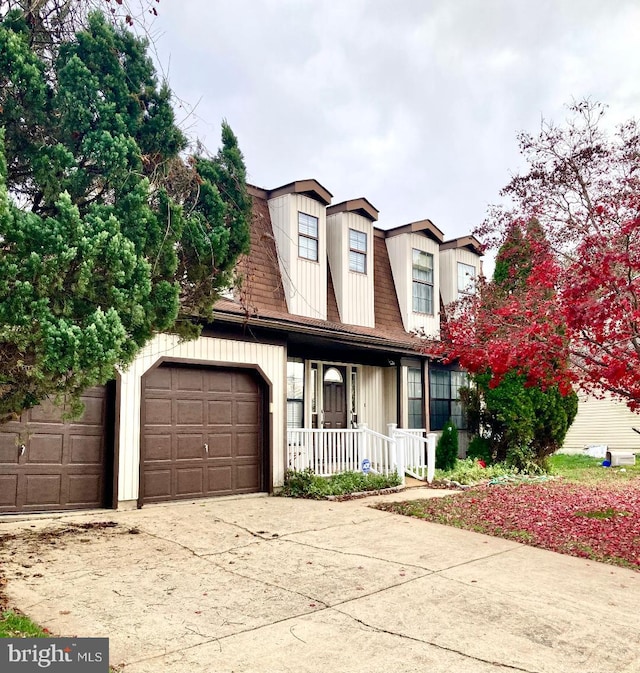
[149,0,640,243]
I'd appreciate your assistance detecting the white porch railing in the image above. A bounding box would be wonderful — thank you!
[287,424,403,483]
[389,425,436,484]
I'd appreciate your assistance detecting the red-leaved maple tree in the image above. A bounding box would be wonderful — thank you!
[442,101,640,410]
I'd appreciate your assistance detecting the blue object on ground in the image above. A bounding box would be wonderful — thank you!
[602,460,611,467]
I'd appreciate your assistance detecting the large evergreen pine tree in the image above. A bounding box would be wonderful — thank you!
[0,10,251,421]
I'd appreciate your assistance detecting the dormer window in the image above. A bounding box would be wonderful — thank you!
[298,212,319,261]
[457,262,476,298]
[412,249,434,314]
[348,229,367,274]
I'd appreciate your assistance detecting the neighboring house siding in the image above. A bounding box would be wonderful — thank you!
[386,233,440,336]
[268,193,327,320]
[563,393,640,452]
[326,211,375,327]
[117,334,286,503]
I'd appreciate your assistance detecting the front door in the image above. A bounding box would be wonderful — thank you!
[322,366,347,428]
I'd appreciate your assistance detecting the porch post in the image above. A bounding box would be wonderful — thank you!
[426,433,436,484]
[357,422,368,470]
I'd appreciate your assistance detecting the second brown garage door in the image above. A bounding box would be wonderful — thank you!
[0,386,112,514]
[141,364,266,504]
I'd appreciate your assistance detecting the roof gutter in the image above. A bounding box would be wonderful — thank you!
[212,309,426,356]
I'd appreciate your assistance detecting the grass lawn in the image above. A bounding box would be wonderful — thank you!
[376,454,640,570]
[550,453,640,483]
[0,610,49,638]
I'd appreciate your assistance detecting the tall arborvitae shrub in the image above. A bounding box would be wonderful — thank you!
[436,421,459,471]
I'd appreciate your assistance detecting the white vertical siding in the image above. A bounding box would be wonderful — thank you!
[439,249,455,308]
[385,233,440,336]
[326,212,344,318]
[267,193,292,304]
[268,193,327,320]
[326,212,375,327]
[359,365,396,435]
[563,393,640,452]
[383,367,398,426]
[385,235,409,331]
[117,334,286,503]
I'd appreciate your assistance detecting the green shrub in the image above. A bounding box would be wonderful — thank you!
[281,469,402,499]
[505,445,548,475]
[434,458,513,485]
[462,372,578,464]
[436,421,458,471]
[466,435,493,463]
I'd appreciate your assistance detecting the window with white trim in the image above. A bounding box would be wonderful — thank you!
[349,229,367,273]
[457,262,476,299]
[412,249,434,314]
[407,367,424,429]
[298,212,318,261]
[287,358,304,428]
[429,368,467,431]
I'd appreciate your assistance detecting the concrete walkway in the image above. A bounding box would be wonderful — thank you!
[1,487,639,673]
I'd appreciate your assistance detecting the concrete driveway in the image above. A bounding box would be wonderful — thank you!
[1,488,639,673]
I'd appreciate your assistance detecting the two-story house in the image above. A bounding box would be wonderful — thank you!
[0,179,482,513]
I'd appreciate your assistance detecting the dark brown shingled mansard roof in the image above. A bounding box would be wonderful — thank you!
[213,188,427,355]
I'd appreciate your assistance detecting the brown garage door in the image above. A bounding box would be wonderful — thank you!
[0,386,112,513]
[141,365,265,504]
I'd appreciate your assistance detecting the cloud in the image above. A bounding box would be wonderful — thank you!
[150,0,640,239]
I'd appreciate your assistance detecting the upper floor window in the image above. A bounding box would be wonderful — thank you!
[457,262,476,299]
[412,249,434,314]
[298,212,318,261]
[349,229,367,273]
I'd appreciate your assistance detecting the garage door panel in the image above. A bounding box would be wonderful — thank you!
[69,435,103,464]
[207,465,233,493]
[76,396,105,425]
[176,468,204,496]
[208,400,232,425]
[236,400,260,425]
[234,375,259,395]
[25,474,62,506]
[28,399,64,424]
[142,365,265,503]
[206,435,232,457]
[0,434,20,464]
[145,399,172,425]
[176,368,204,392]
[26,434,63,463]
[67,474,102,506]
[144,470,172,499]
[236,464,261,491]
[206,374,232,393]
[144,434,172,462]
[236,432,260,457]
[176,400,204,425]
[176,434,205,460]
[0,476,18,507]
[145,366,172,390]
